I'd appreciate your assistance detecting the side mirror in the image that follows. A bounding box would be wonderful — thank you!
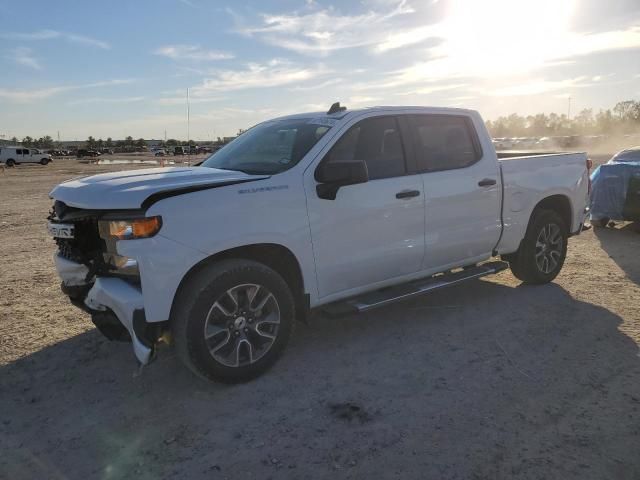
[315,160,369,200]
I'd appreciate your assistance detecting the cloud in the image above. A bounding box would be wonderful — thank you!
[393,83,469,96]
[348,95,380,106]
[154,45,234,61]
[488,77,593,96]
[191,59,330,93]
[6,47,42,70]
[290,78,343,91]
[0,30,110,49]
[235,1,414,55]
[375,25,442,52]
[0,79,135,103]
[157,95,222,106]
[68,96,146,106]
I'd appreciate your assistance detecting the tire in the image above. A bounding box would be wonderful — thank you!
[172,259,296,383]
[5,159,15,167]
[507,209,568,284]
[40,158,49,165]
[591,217,609,228]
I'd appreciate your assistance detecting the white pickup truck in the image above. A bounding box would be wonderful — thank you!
[48,104,590,383]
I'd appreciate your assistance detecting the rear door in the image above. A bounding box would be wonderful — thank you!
[407,114,502,270]
[305,114,425,298]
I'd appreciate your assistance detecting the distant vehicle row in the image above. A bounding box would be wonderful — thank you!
[493,133,640,151]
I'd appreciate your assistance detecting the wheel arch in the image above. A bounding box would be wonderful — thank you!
[170,243,308,321]
[531,194,572,230]
[501,193,573,260]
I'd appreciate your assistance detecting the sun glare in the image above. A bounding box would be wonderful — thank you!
[437,0,576,77]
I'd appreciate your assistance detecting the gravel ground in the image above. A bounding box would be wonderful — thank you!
[1,157,639,480]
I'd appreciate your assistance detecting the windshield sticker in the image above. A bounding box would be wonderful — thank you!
[307,117,338,127]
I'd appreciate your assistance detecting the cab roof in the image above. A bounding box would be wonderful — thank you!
[270,105,478,123]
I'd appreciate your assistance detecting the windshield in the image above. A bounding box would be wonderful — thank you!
[201,119,332,175]
[611,150,640,163]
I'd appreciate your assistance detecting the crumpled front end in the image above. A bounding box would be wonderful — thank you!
[49,200,161,364]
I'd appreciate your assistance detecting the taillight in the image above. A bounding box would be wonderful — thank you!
[586,158,592,194]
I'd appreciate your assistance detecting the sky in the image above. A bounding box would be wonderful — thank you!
[0,0,639,141]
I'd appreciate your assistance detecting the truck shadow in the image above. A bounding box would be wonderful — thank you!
[593,222,640,285]
[2,280,640,479]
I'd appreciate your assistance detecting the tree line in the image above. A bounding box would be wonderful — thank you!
[486,100,640,138]
[12,103,638,147]
[11,135,218,149]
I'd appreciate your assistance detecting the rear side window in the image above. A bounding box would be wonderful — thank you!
[15,149,22,155]
[408,115,481,172]
[324,116,406,180]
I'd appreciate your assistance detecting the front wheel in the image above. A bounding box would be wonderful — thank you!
[506,209,568,284]
[172,259,295,383]
[40,158,49,165]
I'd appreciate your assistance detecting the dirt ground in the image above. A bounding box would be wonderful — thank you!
[1,157,639,479]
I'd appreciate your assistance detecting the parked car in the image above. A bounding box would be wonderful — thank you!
[608,147,640,163]
[153,149,167,157]
[76,149,101,158]
[173,146,185,155]
[590,147,640,226]
[48,104,590,383]
[0,146,51,166]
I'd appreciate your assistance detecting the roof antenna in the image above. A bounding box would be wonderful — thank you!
[327,102,346,115]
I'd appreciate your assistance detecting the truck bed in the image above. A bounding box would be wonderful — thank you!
[495,152,589,255]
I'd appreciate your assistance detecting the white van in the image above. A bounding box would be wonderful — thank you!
[0,147,52,166]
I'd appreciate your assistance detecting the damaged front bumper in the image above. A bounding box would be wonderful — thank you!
[55,254,155,365]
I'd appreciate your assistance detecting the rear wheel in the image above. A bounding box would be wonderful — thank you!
[591,217,609,228]
[5,159,15,167]
[172,259,295,383]
[507,209,568,284]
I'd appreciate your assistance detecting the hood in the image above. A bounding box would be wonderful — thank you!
[49,166,268,210]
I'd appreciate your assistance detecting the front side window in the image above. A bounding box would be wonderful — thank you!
[323,116,406,180]
[409,115,480,172]
[22,149,29,155]
[201,119,331,175]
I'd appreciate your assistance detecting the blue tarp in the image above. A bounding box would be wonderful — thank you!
[590,160,640,221]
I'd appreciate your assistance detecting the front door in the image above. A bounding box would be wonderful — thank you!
[306,115,425,299]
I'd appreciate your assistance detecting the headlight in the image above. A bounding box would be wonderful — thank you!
[99,216,162,240]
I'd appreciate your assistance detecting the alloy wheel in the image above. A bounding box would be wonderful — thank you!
[535,223,563,274]
[203,283,280,367]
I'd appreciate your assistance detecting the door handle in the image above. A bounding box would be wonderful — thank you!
[396,190,421,199]
[478,178,497,187]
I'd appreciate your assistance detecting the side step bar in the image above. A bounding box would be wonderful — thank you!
[321,261,509,317]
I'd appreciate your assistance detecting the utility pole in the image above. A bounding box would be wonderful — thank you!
[187,88,190,146]
[567,96,571,120]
